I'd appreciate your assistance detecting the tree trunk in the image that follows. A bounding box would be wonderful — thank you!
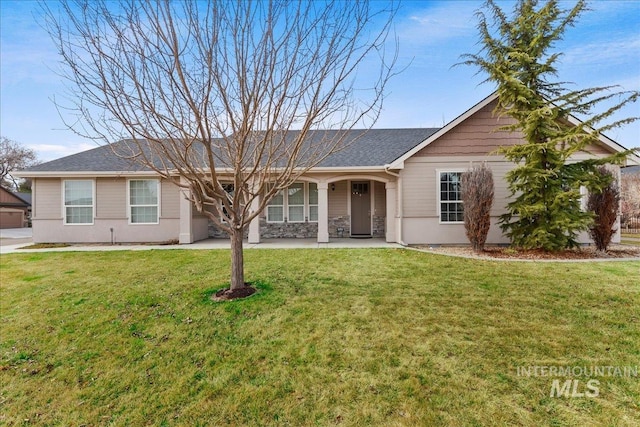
[230,227,245,290]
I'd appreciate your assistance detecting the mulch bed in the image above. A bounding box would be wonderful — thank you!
[418,245,640,260]
[211,284,257,301]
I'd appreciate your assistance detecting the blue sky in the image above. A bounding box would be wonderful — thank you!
[1,0,639,162]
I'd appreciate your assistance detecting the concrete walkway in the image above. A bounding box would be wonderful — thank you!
[0,236,401,255]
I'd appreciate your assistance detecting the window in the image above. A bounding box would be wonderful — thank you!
[267,188,284,222]
[308,182,318,222]
[267,182,318,223]
[64,180,94,224]
[129,179,159,224]
[439,172,463,223]
[287,183,305,222]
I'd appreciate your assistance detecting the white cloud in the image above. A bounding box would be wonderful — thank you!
[397,1,480,47]
[561,36,640,68]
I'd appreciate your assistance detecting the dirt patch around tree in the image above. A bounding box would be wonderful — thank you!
[416,244,640,261]
[211,284,257,301]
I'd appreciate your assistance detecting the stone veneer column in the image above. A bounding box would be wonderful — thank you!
[317,182,329,243]
[385,181,397,243]
[179,180,194,244]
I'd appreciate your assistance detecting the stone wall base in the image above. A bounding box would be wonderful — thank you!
[208,214,384,239]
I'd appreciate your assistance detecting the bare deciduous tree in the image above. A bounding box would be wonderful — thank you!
[43,0,398,293]
[1,137,38,191]
[461,163,494,252]
[587,167,620,252]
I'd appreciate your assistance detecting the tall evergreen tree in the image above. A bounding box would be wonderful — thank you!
[461,0,639,250]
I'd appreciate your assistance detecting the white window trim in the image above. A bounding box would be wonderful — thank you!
[62,179,95,226]
[127,179,161,225]
[436,170,465,224]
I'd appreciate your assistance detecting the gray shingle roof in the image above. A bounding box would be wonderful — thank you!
[315,128,440,167]
[22,128,440,173]
[25,142,151,172]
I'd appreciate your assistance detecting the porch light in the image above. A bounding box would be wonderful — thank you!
[331,183,335,191]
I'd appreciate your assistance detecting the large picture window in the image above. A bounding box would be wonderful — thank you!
[439,172,463,223]
[267,182,318,223]
[129,179,159,224]
[64,180,94,224]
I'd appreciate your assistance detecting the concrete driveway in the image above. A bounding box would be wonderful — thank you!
[0,228,33,254]
[0,228,33,239]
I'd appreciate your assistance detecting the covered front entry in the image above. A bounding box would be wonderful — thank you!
[350,181,371,236]
[184,175,399,244]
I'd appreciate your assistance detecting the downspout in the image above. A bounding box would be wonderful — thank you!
[384,165,407,246]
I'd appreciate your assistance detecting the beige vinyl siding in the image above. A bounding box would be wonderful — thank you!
[96,178,126,219]
[328,181,348,216]
[415,100,521,157]
[402,158,515,218]
[373,181,385,216]
[583,142,612,155]
[414,99,616,158]
[161,179,180,219]
[402,162,436,217]
[33,178,61,219]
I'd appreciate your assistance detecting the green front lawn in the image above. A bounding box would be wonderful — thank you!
[1,249,638,426]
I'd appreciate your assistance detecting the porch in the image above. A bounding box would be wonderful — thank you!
[181,175,400,244]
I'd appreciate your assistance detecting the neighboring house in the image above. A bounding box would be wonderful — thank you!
[0,187,31,229]
[16,93,640,245]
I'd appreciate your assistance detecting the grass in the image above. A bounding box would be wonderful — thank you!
[621,233,640,247]
[1,249,639,426]
[19,243,71,249]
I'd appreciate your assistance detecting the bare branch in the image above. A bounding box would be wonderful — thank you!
[41,0,399,289]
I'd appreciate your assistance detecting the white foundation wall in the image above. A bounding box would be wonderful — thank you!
[32,218,180,243]
[402,217,510,245]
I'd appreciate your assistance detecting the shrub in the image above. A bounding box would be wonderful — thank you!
[587,167,620,252]
[461,163,494,252]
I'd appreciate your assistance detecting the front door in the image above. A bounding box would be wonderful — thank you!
[351,181,371,235]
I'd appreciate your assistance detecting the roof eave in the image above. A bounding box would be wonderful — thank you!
[625,152,640,166]
[14,170,159,178]
[15,165,389,178]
